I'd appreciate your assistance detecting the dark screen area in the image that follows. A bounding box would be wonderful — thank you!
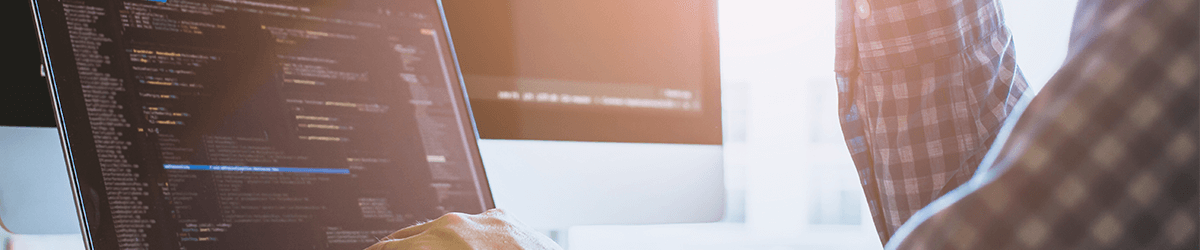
[442,0,722,144]
[0,1,56,127]
[33,0,490,249]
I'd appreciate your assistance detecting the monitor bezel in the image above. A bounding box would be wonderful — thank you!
[30,0,495,248]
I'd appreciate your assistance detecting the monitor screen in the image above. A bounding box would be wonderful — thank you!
[443,0,722,144]
[32,0,492,249]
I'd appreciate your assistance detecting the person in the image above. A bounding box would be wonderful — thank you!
[365,0,1198,249]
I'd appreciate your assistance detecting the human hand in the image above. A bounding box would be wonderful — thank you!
[365,209,563,250]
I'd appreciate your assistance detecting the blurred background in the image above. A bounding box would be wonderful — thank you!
[0,0,1077,249]
[564,0,1075,249]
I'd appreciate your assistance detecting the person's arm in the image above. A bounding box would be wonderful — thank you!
[834,0,1028,244]
[364,209,562,250]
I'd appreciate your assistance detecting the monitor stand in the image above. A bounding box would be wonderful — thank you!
[479,139,725,232]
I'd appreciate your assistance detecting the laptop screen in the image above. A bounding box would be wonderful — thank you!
[32,0,492,248]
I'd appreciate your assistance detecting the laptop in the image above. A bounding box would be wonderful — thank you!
[30,0,494,248]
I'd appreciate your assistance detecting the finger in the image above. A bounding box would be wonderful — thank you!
[367,230,470,250]
[481,208,506,217]
[363,238,401,250]
[482,208,528,226]
[381,212,465,240]
[365,236,423,250]
[479,208,517,223]
[380,219,437,241]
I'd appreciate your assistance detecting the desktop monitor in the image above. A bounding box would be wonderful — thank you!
[30,0,492,249]
[442,0,725,228]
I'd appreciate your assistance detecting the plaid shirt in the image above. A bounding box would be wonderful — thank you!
[888,0,1199,249]
[834,0,1028,243]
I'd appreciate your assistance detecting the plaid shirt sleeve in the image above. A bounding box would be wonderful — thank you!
[887,0,1199,249]
[834,0,1028,244]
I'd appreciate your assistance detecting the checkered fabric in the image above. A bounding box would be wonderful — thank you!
[834,0,1029,243]
[887,0,1199,249]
